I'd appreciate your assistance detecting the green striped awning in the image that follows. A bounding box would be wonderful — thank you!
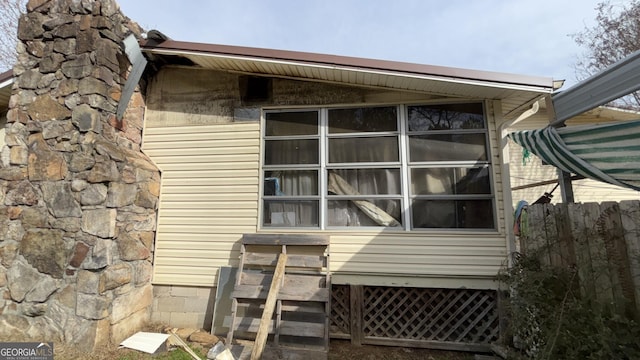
[509,120,640,191]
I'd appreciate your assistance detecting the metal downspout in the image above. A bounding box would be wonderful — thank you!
[497,99,541,265]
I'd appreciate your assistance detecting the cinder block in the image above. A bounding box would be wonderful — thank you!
[156,297,185,313]
[153,285,172,297]
[196,313,208,329]
[196,287,215,298]
[169,312,200,328]
[170,285,200,297]
[184,297,210,312]
[151,311,171,325]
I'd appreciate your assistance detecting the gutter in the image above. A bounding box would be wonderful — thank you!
[116,34,147,122]
[497,99,542,265]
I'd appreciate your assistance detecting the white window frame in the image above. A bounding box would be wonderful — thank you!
[259,102,497,231]
[404,103,496,230]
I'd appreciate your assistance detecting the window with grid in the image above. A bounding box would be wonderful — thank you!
[261,103,495,230]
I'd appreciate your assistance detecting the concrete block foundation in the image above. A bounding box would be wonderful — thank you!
[152,285,215,330]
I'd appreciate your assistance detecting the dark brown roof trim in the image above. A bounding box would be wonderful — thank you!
[142,40,554,89]
[0,69,13,84]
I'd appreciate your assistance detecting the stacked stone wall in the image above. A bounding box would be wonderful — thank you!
[0,0,159,351]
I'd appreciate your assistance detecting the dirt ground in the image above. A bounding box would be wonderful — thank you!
[328,340,475,360]
[51,323,477,359]
[55,338,477,360]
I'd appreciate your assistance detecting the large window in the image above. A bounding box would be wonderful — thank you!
[261,103,495,230]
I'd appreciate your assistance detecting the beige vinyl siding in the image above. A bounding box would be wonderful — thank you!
[144,119,509,288]
[329,233,507,277]
[142,71,509,288]
[144,122,260,286]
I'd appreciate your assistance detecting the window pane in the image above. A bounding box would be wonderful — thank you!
[411,167,491,195]
[327,169,401,195]
[329,136,398,163]
[265,139,318,165]
[265,111,318,136]
[412,199,494,229]
[409,134,487,162]
[263,200,319,227]
[265,170,318,196]
[328,106,397,133]
[328,199,402,227]
[407,103,485,131]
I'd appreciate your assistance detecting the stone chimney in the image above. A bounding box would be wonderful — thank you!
[0,0,160,351]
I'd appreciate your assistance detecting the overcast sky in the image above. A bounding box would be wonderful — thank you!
[118,0,619,89]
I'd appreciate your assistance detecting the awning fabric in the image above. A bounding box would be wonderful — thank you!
[509,120,640,191]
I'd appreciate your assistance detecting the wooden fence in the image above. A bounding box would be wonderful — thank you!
[519,200,640,318]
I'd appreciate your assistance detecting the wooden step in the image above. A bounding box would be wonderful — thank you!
[243,252,327,268]
[241,272,326,288]
[232,284,329,302]
[236,300,326,314]
[225,316,326,338]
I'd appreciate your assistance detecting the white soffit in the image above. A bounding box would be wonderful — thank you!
[149,48,550,97]
[142,42,554,116]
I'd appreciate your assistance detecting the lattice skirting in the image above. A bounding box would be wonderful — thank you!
[330,285,500,349]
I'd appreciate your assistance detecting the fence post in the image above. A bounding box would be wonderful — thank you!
[619,200,640,318]
[583,202,616,305]
[569,202,596,298]
[554,203,576,267]
[543,203,562,266]
[600,202,637,318]
[524,204,550,264]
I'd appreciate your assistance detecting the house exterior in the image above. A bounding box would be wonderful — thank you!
[509,103,640,205]
[0,1,562,350]
[138,40,555,347]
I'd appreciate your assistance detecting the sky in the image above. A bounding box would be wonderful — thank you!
[118,0,619,89]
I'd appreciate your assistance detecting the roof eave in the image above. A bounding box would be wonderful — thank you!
[0,69,13,88]
[141,40,555,91]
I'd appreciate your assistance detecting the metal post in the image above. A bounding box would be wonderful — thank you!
[558,169,575,203]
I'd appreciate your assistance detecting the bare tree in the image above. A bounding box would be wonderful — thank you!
[0,0,25,72]
[572,1,640,109]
